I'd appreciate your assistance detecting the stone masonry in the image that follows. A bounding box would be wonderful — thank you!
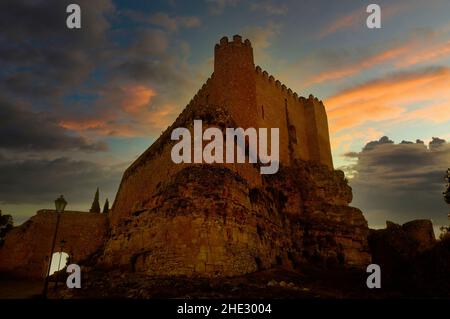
[0,210,108,279]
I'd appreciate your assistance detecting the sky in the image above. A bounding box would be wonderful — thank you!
[0,0,449,232]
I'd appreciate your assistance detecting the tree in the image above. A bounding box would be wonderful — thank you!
[0,210,14,246]
[444,168,450,205]
[436,169,450,240]
[102,198,109,214]
[89,187,101,213]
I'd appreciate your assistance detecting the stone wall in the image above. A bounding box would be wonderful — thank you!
[368,220,437,289]
[100,158,371,276]
[0,210,108,279]
[254,68,333,169]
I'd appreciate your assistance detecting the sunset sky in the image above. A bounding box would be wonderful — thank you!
[0,0,449,231]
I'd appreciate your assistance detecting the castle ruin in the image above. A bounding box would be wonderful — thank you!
[97,35,371,277]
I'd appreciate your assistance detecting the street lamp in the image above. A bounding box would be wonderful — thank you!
[55,195,67,213]
[54,239,67,290]
[42,195,67,298]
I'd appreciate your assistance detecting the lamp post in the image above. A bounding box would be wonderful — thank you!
[54,239,66,290]
[42,195,67,298]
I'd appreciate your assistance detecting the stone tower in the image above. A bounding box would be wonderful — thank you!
[212,35,258,128]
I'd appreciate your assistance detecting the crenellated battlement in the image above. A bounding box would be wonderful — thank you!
[253,64,326,106]
[215,35,252,50]
[255,64,322,103]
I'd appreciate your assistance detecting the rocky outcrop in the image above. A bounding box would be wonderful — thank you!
[368,220,450,296]
[369,220,435,262]
[98,160,370,277]
[368,220,436,288]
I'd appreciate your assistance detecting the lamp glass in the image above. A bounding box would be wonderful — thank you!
[55,195,67,213]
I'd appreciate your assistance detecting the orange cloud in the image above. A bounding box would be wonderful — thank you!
[141,103,180,131]
[307,44,410,85]
[332,127,384,152]
[59,119,140,138]
[120,85,156,113]
[318,3,407,38]
[58,82,185,139]
[396,40,450,67]
[325,67,450,133]
[59,119,105,131]
[318,7,362,39]
[395,102,450,124]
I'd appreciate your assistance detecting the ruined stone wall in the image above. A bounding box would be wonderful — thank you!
[0,210,108,279]
[99,161,370,277]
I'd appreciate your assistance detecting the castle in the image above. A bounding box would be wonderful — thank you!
[0,36,371,280]
[98,35,370,276]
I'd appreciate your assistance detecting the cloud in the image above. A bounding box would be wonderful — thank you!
[0,97,107,152]
[306,44,410,86]
[331,127,384,153]
[0,157,124,206]
[205,0,240,15]
[307,26,450,85]
[397,40,450,67]
[318,3,407,38]
[345,136,450,229]
[250,1,288,15]
[149,12,201,31]
[325,67,450,133]
[318,6,364,39]
[126,28,170,56]
[0,0,204,144]
[124,10,201,32]
[241,22,281,66]
[0,0,114,98]
[120,85,157,113]
[242,22,280,50]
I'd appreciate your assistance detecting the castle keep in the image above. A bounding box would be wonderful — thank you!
[212,35,333,169]
[98,35,371,277]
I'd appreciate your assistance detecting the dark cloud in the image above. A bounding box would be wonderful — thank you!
[0,0,202,142]
[362,136,394,151]
[0,97,106,152]
[0,0,206,220]
[122,10,201,32]
[205,0,240,15]
[0,0,114,98]
[345,136,450,229]
[0,157,123,205]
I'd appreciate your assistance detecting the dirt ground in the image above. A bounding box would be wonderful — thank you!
[0,264,445,299]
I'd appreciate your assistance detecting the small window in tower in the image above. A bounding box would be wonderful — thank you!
[206,95,209,104]
[261,105,264,119]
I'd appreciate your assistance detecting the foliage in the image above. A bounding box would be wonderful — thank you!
[102,198,109,214]
[0,210,14,246]
[444,168,450,205]
[89,187,101,213]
